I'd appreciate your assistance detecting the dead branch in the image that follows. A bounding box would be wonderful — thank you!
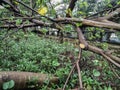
[87,4,120,19]
[54,18,120,31]
[63,48,83,90]
[101,7,120,20]
[0,0,20,16]
[1,17,120,31]
[88,45,120,65]
[0,71,58,89]
[76,48,83,90]
[0,23,39,29]
[63,64,76,90]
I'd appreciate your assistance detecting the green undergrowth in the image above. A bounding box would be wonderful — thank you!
[0,31,74,73]
[0,31,120,90]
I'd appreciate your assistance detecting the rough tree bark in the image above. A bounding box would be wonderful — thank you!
[0,71,58,89]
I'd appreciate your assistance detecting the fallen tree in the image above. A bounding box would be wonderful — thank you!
[0,0,120,89]
[0,71,58,89]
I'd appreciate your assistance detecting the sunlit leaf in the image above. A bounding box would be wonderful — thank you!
[93,69,100,77]
[37,6,48,16]
[52,60,60,66]
[108,86,112,90]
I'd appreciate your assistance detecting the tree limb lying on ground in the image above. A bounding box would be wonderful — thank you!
[0,71,58,89]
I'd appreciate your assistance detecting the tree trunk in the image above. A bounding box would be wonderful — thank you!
[0,71,58,89]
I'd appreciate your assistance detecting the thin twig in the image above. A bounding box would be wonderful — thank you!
[62,64,76,90]
[110,64,120,79]
[63,47,84,90]
[101,52,120,68]
[76,48,83,89]
[76,61,83,90]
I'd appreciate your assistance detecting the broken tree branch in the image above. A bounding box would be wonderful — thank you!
[101,7,120,20]
[0,71,58,89]
[1,17,120,31]
[88,45,120,67]
[76,48,83,90]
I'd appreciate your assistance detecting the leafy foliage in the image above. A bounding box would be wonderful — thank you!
[0,0,120,89]
[0,31,119,89]
[0,31,73,73]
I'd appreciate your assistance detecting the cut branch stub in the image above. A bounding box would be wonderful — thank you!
[79,43,85,49]
[0,71,59,89]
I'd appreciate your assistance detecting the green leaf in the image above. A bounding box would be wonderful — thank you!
[108,86,112,90]
[86,85,92,90]
[104,86,108,90]
[93,69,100,77]
[15,19,22,25]
[41,28,48,34]
[83,1,88,7]
[117,1,120,5]
[52,60,60,66]
[93,60,99,65]
[3,82,9,90]
[65,8,72,16]
[9,80,15,89]
[3,80,15,90]
[10,16,14,20]
[76,23,82,27]
[37,0,44,6]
